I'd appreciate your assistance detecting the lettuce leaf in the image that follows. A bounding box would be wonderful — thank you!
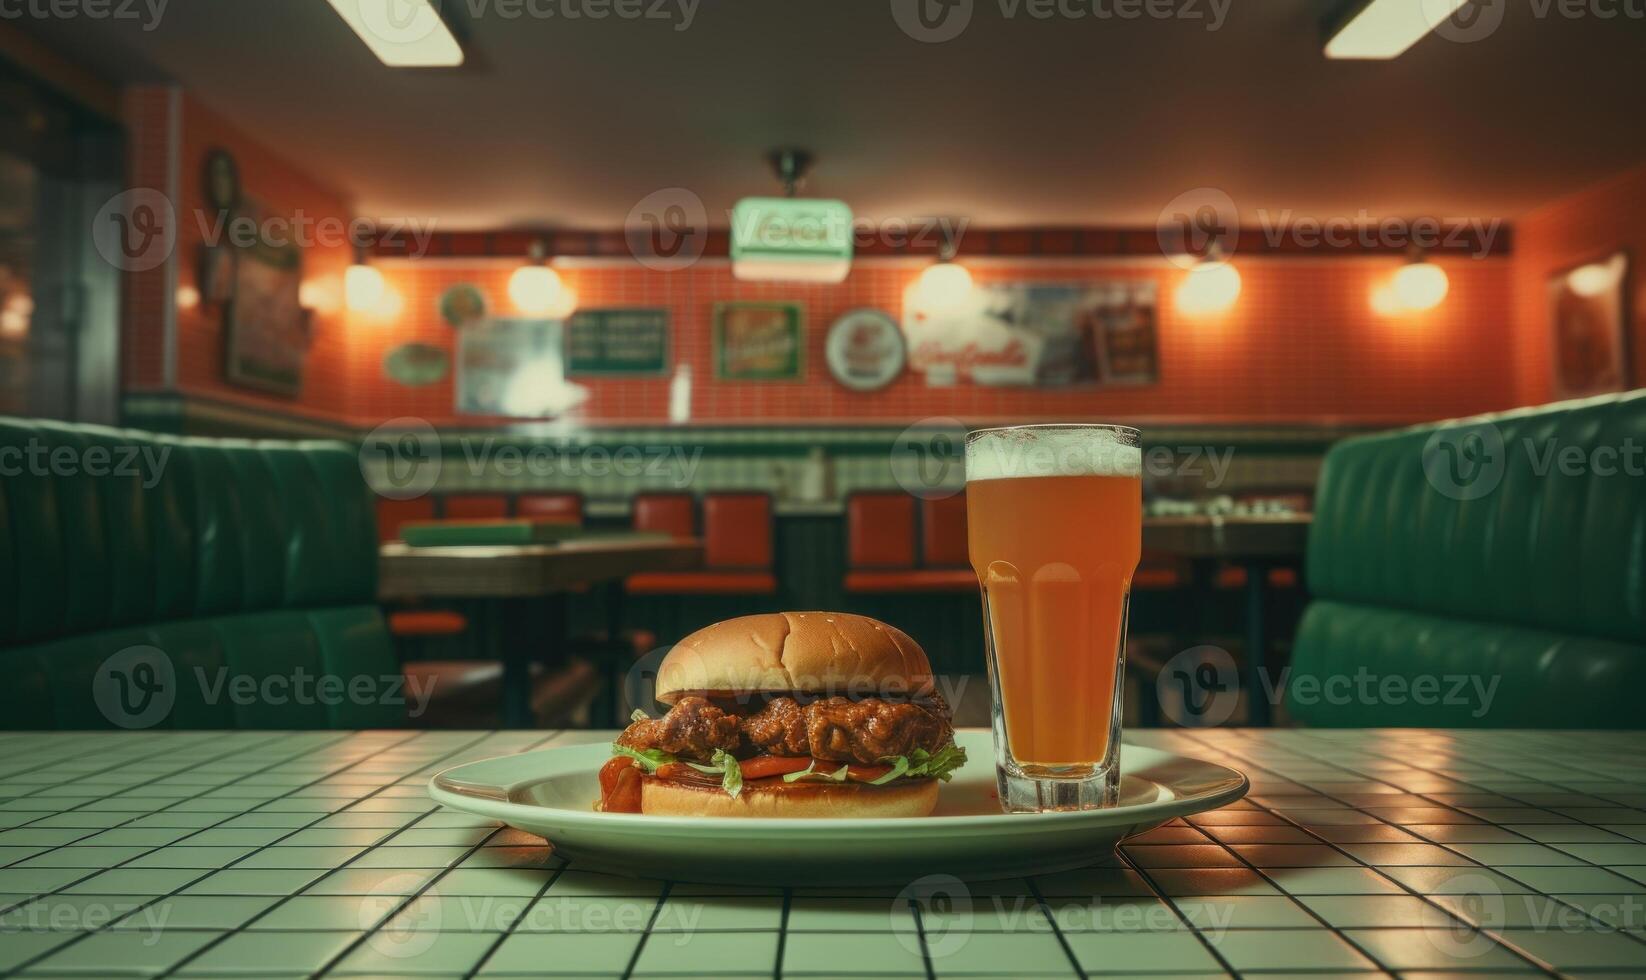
[629,708,650,723]
[712,748,743,798]
[611,744,674,773]
[898,744,969,782]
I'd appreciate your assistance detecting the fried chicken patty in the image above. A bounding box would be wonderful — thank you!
[617,693,954,766]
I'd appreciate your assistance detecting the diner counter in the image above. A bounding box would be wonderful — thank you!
[1,729,1643,976]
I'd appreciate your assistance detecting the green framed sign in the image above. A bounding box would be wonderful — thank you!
[713,302,804,381]
[564,308,670,377]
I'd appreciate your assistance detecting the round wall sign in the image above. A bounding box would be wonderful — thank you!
[439,283,488,328]
[384,343,451,387]
[825,308,905,391]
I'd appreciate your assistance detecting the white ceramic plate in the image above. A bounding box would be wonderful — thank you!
[429,730,1247,884]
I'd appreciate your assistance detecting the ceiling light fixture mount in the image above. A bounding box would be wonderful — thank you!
[1323,0,1470,60]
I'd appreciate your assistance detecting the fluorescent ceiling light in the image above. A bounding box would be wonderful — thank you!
[1325,0,1468,59]
[324,0,463,67]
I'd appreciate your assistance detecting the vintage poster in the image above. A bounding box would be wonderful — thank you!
[713,302,804,381]
[457,318,584,417]
[223,237,306,398]
[903,281,1159,387]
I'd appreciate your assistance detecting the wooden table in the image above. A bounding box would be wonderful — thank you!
[379,535,701,728]
[1144,514,1313,726]
[4,728,1642,977]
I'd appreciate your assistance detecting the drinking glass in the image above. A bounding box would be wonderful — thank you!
[965,424,1142,812]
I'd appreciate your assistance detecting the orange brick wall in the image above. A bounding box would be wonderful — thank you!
[1512,163,1646,405]
[123,87,354,421]
[121,85,1525,429]
[352,255,1517,427]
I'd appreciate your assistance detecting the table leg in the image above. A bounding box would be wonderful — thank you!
[590,582,626,730]
[492,599,532,729]
[1244,563,1271,727]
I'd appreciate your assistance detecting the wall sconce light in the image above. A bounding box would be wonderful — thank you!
[509,240,578,318]
[1389,250,1455,312]
[1174,246,1242,315]
[345,246,386,313]
[908,224,973,314]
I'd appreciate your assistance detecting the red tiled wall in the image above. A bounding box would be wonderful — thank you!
[123,88,354,421]
[121,87,172,390]
[1512,163,1646,405]
[350,256,1517,427]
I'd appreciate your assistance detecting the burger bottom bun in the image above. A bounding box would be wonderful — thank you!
[641,776,939,818]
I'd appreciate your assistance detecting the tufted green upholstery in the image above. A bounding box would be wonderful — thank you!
[0,417,402,729]
[1289,391,1646,727]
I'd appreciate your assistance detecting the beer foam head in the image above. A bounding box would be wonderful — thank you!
[965,425,1142,481]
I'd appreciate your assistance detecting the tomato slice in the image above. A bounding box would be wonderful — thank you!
[844,763,895,782]
[738,756,820,780]
[597,756,642,813]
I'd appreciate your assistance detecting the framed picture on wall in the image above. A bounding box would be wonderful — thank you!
[713,302,804,381]
[1548,251,1630,399]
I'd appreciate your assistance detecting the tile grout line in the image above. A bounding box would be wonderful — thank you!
[5,729,470,978]
[1116,850,1246,980]
[620,879,674,980]
[1174,729,1590,976]
[304,729,570,979]
[1022,875,1090,980]
[0,731,345,910]
[1240,731,1646,931]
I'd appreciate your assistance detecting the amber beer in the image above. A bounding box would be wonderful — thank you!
[966,425,1142,811]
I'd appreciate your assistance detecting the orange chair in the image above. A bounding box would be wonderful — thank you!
[379,495,470,640]
[844,492,976,593]
[920,493,969,568]
[376,496,436,544]
[518,492,584,525]
[633,492,695,539]
[442,494,510,519]
[627,492,777,594]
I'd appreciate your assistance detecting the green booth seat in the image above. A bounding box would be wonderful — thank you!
[1289,391,1646,727]
[0,417,403,729]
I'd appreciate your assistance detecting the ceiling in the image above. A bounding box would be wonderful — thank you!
[22,1,1646,229]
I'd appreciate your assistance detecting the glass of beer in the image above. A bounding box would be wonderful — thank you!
[965,424,1142,812]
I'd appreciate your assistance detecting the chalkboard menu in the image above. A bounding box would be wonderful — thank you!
[564,308,670,377]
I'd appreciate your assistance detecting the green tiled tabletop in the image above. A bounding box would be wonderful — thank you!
[0,729,1643,978]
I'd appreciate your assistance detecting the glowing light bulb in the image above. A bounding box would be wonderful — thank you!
[509,265,576,318]
[1568,259,1621,298]
[1175,260,1242,315]
[1392,261,1449,312]
[345,264,385,312]
[910,261,973,314]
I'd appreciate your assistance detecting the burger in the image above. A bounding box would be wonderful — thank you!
[597,612,966,817]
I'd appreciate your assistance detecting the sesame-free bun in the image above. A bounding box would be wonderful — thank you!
[641,774,939,818]
[655,612,934,704]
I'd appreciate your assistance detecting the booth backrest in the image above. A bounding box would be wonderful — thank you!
[1290,391,1646,727]
[0,418,401,729]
